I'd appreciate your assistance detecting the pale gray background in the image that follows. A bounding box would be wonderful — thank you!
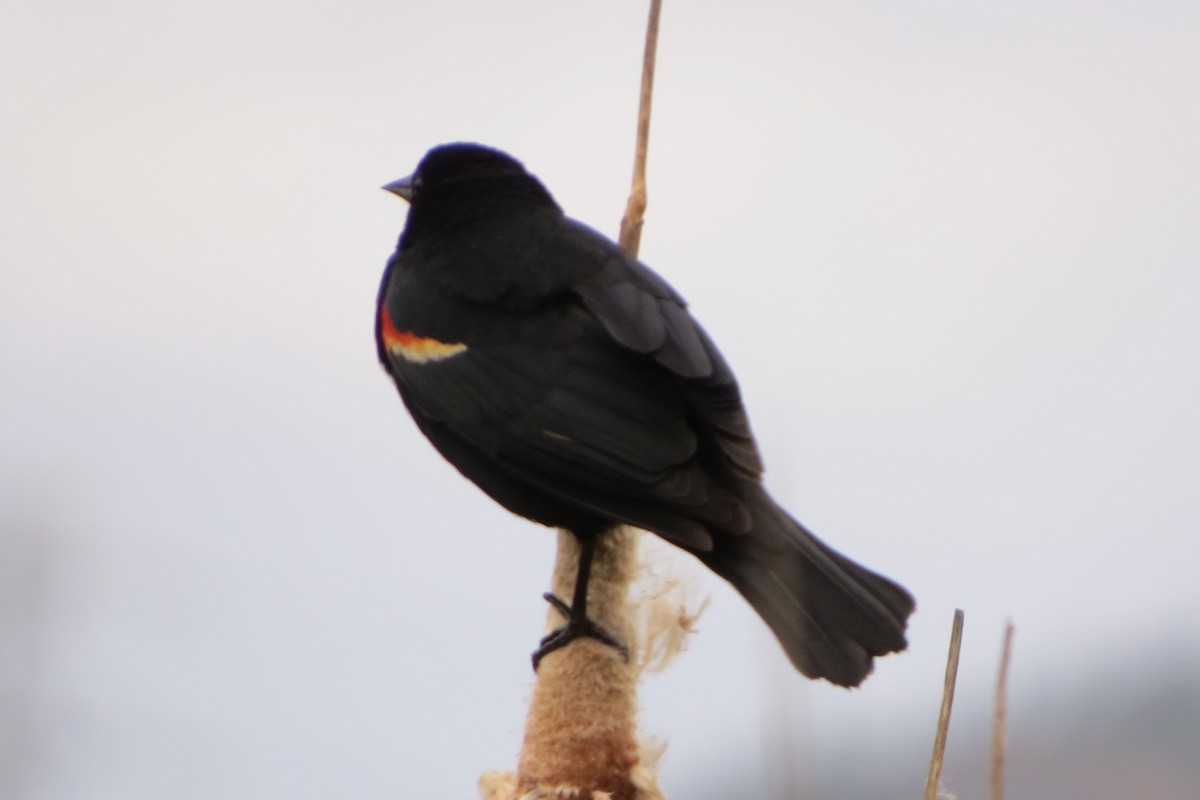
[3,1,1198,798]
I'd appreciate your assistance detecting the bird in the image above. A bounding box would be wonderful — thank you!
[376,143,914,687]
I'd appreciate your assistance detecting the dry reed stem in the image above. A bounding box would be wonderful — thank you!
[989,622,1015,800]
[504,3,665,799]
[515,530,643,800]
[923,609,965,800]
[619,0,662,257]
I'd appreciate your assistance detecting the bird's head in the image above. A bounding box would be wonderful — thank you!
[383,143,555,210]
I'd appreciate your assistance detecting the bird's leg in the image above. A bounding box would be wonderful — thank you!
[531,532,630,670]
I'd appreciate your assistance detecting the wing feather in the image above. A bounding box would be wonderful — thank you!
[384,216,763,542]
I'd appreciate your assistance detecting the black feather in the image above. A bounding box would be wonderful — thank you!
[376,142,915,685]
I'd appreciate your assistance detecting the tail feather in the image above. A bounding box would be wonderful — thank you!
[701,487,914,687]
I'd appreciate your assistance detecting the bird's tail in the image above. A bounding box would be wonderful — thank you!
[700,486,914,686]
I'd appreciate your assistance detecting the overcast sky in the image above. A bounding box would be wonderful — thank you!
[2,2,1198,798]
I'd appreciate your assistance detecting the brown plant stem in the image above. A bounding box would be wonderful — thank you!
[510,2,664,798]
[990,622,1015,800]
[515,529,643,799]
[923,609,965,800]
[619,0,661,257]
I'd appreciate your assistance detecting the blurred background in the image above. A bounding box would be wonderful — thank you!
[3,1,1198,798]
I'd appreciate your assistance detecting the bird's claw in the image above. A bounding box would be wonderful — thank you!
[531,592,630,670]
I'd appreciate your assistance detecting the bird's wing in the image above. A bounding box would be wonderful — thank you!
[382,290,753,547]
[563,220,765,478]
[379,217,764,544]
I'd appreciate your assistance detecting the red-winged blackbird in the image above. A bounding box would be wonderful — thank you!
[377,143,914,686]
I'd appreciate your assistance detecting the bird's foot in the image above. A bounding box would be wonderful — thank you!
[531,592,630,670]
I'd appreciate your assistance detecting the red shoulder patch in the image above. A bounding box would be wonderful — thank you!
[379,305,468,363]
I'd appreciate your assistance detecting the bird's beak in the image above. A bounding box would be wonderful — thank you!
[382,174,415,202]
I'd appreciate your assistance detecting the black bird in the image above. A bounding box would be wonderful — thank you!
[376,143,914,686]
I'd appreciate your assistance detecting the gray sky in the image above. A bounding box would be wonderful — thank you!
[3,2,1198,798]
